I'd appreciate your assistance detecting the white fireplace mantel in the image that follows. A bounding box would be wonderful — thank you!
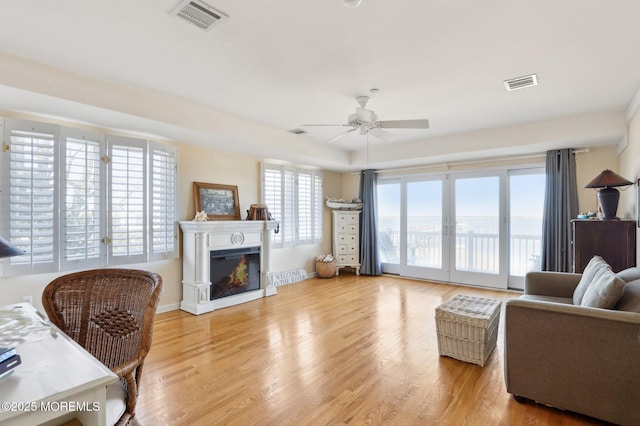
[179,220,279,315]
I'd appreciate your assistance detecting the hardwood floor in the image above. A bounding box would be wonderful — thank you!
[136,274,607,425]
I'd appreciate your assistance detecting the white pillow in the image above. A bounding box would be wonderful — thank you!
[573,255,609,305]
[581,266,625,309]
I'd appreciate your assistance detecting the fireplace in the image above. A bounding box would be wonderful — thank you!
[179,220,279,315]
[210,246,260,300]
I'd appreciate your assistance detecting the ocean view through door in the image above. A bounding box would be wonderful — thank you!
[403,178,449,281]
[449,174,505,288]
[376,168,544,289]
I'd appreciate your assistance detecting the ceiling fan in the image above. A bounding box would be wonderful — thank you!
[302,96,429,143]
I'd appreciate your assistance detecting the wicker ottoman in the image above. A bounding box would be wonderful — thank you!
[435,294,501,367]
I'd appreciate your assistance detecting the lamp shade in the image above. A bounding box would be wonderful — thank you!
[0,237,25,259]
[584,169,633,189]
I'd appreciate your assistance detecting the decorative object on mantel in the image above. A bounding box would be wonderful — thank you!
[193,182,241,220]
[316,254,337,278]
[193,211,208,221]
[246,204,279,233]
[584,169,633,220]
[326,198,363,210]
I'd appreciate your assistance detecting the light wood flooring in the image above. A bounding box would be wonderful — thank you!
[136,274,607,425]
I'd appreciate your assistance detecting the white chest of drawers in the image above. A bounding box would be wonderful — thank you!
[332,210,361,275]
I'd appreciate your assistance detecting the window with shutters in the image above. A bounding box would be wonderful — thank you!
[108,137,147,264]
[60,127,103,270]
[150,142,177,261]
[5,122,57,274]
[0,117,178,276]
[261,162,323,247]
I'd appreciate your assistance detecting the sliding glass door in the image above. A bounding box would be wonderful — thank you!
[376,167,544,289]
[377,179,401,275]
[508,170,545,289]
[449,173,506,288]
[402,177,449,281]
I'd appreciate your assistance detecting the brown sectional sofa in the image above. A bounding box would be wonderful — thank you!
[504,267,640,425]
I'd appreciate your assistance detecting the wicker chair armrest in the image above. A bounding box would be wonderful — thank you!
[112,357,142,378]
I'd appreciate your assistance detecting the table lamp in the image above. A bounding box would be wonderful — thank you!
[584,169,633,220]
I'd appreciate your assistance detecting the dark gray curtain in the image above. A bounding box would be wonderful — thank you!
[359,169,382,275]
[541,149,579,272]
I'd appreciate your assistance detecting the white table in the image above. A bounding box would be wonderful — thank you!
[0,303,118,426]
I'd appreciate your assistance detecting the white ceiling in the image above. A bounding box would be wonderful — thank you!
[0,0,639,171]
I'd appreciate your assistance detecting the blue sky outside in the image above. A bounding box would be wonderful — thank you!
[377,173,545,221]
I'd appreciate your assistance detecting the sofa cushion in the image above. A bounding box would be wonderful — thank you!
[614,279,640,313]
[581,266,625,309]
[616,267,640,283]
[573,256,609,305]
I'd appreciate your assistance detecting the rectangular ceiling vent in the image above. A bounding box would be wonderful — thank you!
[288,128,307,135]
[170,0,228,31]
[503,74,538,91]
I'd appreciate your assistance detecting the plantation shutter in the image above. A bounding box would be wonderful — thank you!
[107,136,147,264]
[60,128,104,269]
[313,173,323,242]
[283,168,296,245]
[149,142,178,260]
[297,171,312,243]
[3,119,57,274]
[261,162,323,247]
[262,165,283,246]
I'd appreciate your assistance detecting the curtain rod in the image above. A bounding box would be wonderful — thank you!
[352,148,590,174]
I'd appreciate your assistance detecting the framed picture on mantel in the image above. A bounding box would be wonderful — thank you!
[193,182,241,220]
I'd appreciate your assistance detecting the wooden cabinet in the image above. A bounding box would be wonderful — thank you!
[332,210,361,275]
[572,219,636,273]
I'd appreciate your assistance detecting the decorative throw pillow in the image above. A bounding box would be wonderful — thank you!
[614,280,640,313]
[615,267,640,283]
[573,256,609,305]
[581,266,625,309]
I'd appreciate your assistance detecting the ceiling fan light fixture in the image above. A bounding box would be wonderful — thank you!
[344,0,362,8]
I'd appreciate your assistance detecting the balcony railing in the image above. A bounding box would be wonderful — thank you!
[379,229,541,276]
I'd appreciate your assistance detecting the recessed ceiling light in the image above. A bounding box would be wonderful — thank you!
[344,0,362,8]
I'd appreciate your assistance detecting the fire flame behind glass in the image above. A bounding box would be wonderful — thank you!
[210,247,261,300]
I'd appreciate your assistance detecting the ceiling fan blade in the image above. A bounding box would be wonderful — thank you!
[328,127,357,142]
[301,124,351,127]
[376,119,430,129]
[369,128,397,143]
[356,108,376,123]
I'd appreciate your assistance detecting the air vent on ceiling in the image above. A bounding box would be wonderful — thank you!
[503,74,538,91]
[288,128,307,135]
[170,0,228,31]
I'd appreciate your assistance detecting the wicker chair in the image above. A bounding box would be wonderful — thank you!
[42,269,163,426]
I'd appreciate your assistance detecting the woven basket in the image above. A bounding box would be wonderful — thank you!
[316,260,337,278]
[435,294,501,367]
